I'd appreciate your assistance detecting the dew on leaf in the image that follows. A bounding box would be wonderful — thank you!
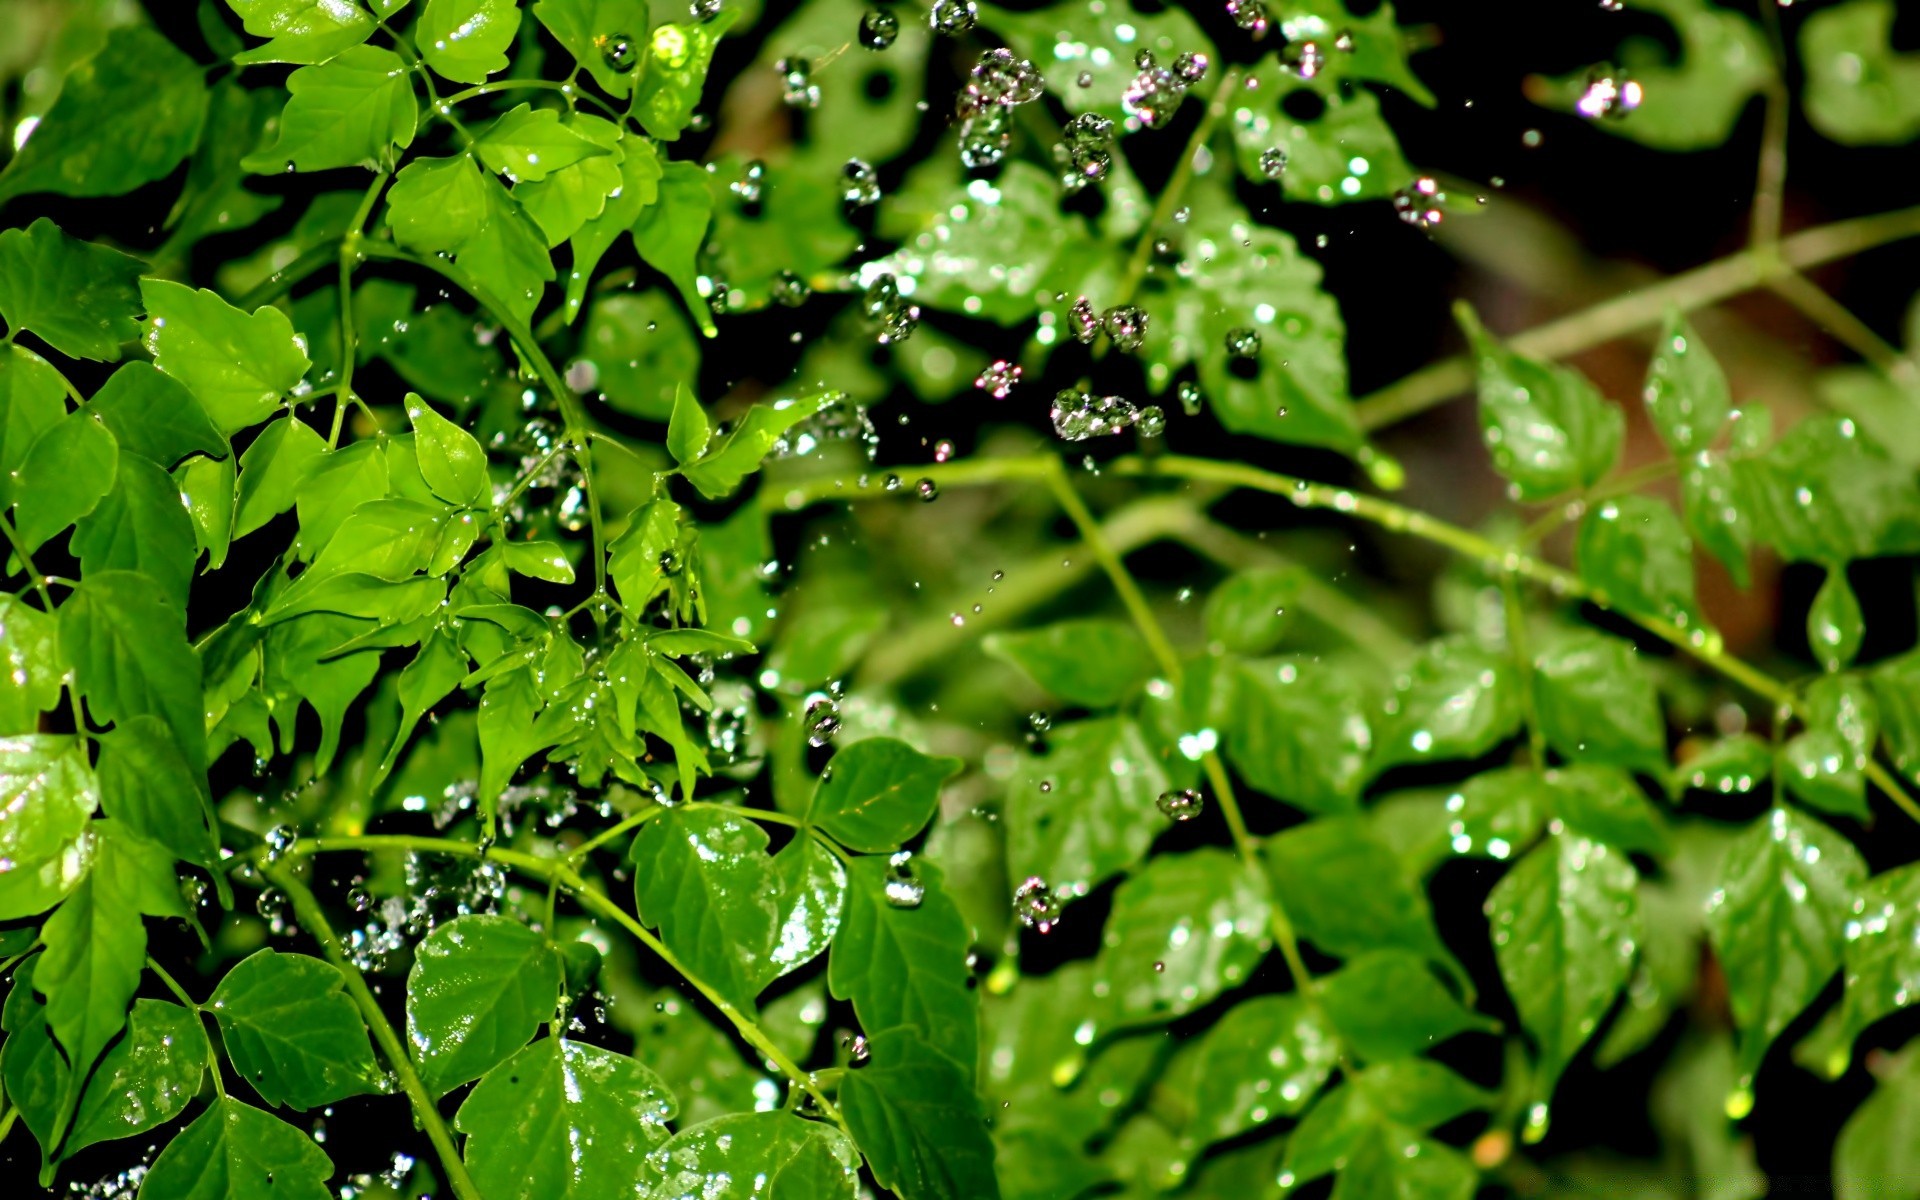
[599,33,639,73]
[860,8,900,49]
[690,0,722,19]
[883,850,926,907]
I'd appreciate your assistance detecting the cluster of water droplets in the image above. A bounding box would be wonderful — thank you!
[1123,50,1208,129]
[862,272,920,344]
[1393,175,1447,230]
[1575,64,1643,120]
[1225,0,1271,39]
[975,359,1022,398]
[343,853,509,972]
[860,7,900,49]
[776,57,820,110]
[1013,876,1063,933]
[957,48,1045,168]
[1052,390,1147,441]
[1156,788,1204,820]
[336,1154,419,1199]
[1056,112,1115,192]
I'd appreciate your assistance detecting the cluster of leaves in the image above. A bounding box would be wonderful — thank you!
[1,0,1920,1198]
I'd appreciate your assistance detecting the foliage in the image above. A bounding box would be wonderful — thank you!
[0,1,1917,1198]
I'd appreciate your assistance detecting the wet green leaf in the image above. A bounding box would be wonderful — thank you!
[1673,733,1773,798]
[1783,673,1879,821]
[1005,717,1170,897]
[457,176,555,325]
[1547,764,1671,856]
[1642,311,1730,454]
[234,416,328,539]
[1229,68,1416,206]
[141,280,311,437]
[1873,646,1920,787]
[808,736,960,853]
[456,1037,676,1197]
[1812,863,1920,1079]
[0,596,66,737]
[0,346,68,509]
[406,393,489,506]
[227,0,375,65]
[13,409,118,554]
[1204,567,1303,656]
[1809,566,1865,673]
[1228,656,1374,813]
[61,569,205,770]
[632,10,740,140]
[1186,994,1339,1150]
[475,103,610,183]
[1462,303,1622,499]
[407,913,564,1094]
[1802,0,1920,146]
[90,362,226,470]
[0,737,97,920]
[513,112,626,246]
[386,154,492,254]
[841,1025,1001,1200]
[0,218,144,360]
[419,0,521,83]
[1680,451,1752,587]
[985,619,1154,708]
[562,133,662,320]
[0,27,209,204]
[1264,814,1447,964]
[1834,1043,1920,1200]
[1531,628,1667,773]
[72,454,198,612]
[642,1111,861,1199]
[682,391,836,499]
[667,383,709,465]
[208,949,382,1109]
[96,714,219,870]
[533,0,651,98]
[1320,949,1495,1061]
[1092,848,1270,1035]
[830,855,977,1079]
[139,1095,335,1200]
[1705,807,1865,1086]
[243,45,417,174]
[630,161,716,337]
[1372,636,1522,773]
[63,998,205,1157]
[1734,415,1920,563]
[1576,494,1702,630]
[1,956,67,1158]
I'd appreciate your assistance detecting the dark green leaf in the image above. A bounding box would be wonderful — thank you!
[64,999,206,1156]
[1005,717,1170,897]
[1576,494,1703,630]
[1320,949,1495,1061]
[0,218,145,360]
[642,1111,861,1198]
[1228,68,1416,207]
[1264,814,1449,963]
[808,736,960,853]
[168,80,284,249]
[73,455,198,612]
[631,11,739,141]
[1873,647,1920,790]
[141,280,311,437]
[91,362,227,470]
[1532,628,1667,773]
[1801,0,1920,146]
[14,408,118,553]
[840,1025,1001,1200]
[1227,656,1374,813]
[455,1037,676,1197]
[1,956,67,1157]
[418,0,522,84]
[242,45,417,173]
[227,0,376,65]
[1461,302,1622,500]
[97,714,219,870]
[1546,764,1671,856]
[1705,806,1865,1086]
[630,161,717,336]
[0,346,68,509]
[829,855,977,1079]
[1186,994,1339,1149]
[1784,673,1879,821]
[207,949,382,1109]
[0,595,65,737]
[0,28,209,204]
[1372,636,1522,773]
[1834,1043,1920,1200]
[1734,415,1920,563]
[1091,848,1270,1036]
[1810,565,1865,673]
[984,619,1153,708]
[62,569,205,770]
[138,1095,334,1200]
[407,913,563,1094]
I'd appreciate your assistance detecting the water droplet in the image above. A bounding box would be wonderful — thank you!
[930,0,977,35]
[1013,876,1062,932]
[772,269,811,307]
[965,48,1045,111]
[883,851,926,907]
[915,477,939,502]
[975,359,1022,398]
[803,695,842,747]
[1259,147,1289,180]
[1175,51,1209,83]
[1226,0,1271,38]
[1136,405,1166,438]
[1393,176,1446,230]
[600,33,639,73]
[1178,380,1205,415]
[1051,390,1139,441]
[1224,327,1261,358]
[1157,788,1204,820]
[777,56,820,109]
[844,1032,871,1065]
[1029,711,1052,732]
[842,158,881,206]
[1575,65,1642,120]
[860,8,899,49]
[1101,304,1149,351]
[958,104,1012,168]
[263,824,297,864]
[732,159,767,205]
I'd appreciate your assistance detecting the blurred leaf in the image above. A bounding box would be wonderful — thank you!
[1834,1043,1920,1200]
[1228,656,1374,812]
[1809,566,1865,673]
[1802,0,1920,146]
[1642,311,1730,453]
[1734,415,1920,563]
[1320,949,1496,1061]
[1372,636,1523,773]
[633,10,740,139]
[1576,495,1702,630]
[227,0,375,65]
[583,290,699,421]
[1185,994,1339,1150]
[1462,302,1622,500]
[1005,717,1170,897]
[1092,848,1270,1035]
[985,618,1154,708]
[1263,814,1449,964]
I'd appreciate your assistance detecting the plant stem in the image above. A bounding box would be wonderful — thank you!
[1769,269,1916,383]
[148,956,229,1099]
[262,862,482,1200]
[1355,203,1920,430]
[278,835,851,1134]
[1111,68,1243,316]
[1749,4,1790,251]
[331,173,391,448]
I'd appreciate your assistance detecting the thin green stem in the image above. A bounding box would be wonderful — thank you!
[1502,573,1547,764]
[278,835,850,1133]
[1769,270,1917,384]
[263,862,482,1200]
[1517,459,1678,549]
[1355,203,1920,431]
[331,172,391,447]
[148,957,228,1099]
[564,804,666,862]
[1749,0,1790,250]
[0,1107,16,1148]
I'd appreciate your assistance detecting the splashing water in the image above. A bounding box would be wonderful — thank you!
[804,694,842,747]
[842,158,881,206]
[1224,327,1261,358]
[1102,305,1149,352]
[931,0,977,35]
[1052,390,1139,440]
[975,360,1022,398]
[777,57,820,109]
[1575,67,1642,120]
[1226,0,1271,38]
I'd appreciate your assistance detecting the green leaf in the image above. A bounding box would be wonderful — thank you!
[0,595,66,736]
[808,736,960,853]
[1204,567,1303,656]
[1186,994,1339,1150]
[1530,0,1772,151]
[1371,636,1522,773]
[1489,833,1640,1102]
[13,408,118,553]
[0,218,145,360]
[64,998,205,1156]
[1228,67,1416,206]
[1733,415,1920,563]
[1091,848,1270,1036]
[73,455,199,613]
[138,1095,334,1200]
[169,80,285,249]
[1834,1043,1920,1200]
[457,176,555,326]
[829,855,978,1079]
[631,11,739,140]
[0,346,68,509]
[1281,1067,1487,1196]
[97,714,220,870]
[1783,674,1879,821]
[141,280,311,437]
[666,383,709,466]
[406,393,489,505]
[1546,764,1671,856]
[1263,814,1448,964]
[982,0,1210,127]
[455,1037,676,1197]
[1681,451,1752,587]
[631,808,845,1009]
[682,392,838,500]
[227,0,376,65]
[176,454,236,572]
[562,133,662,320]
[1227,656,1373,814]
[631,161,716,336]
[207,949,382,1109]
[0,737,98,919]
[407,913,563,1094]
[474,102,610,183]
[386,154,492,254]
[984,619,1153,709]
[840,1025,1001,1200]
[91,362,227,469]
[1810,566,1865,673]
[1576,494,1702,630]
[641,1111,861,1199]
[1319,949,1496,1062]
[1873,647,1920,787]
[418,0,522,83]
[583,289,698,420]
[1674,733,1773,797]
[1005,717,1171,897]
[1530,628,1667,773]
[1810,863,1920,1079]
[1,956,67,1158]
[1460,302,1623,500]
[241,45,418,173]
[62,569,206,770]
[1705,807,1865,1087]
[0,28,209,204]
[1643,311,1730,453]
[513,112,626,245]
[1802,0,1920,146]
[234,415,328,539]
[533,0,651,98]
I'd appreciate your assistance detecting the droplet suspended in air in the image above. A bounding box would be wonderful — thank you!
[1393,176,1447,230]
[1136,405,1167,438]
[1224,327,1261,358]
[842,158,881,206]
[1575,65,1642,120]
[930,0,978,35]
[772,270,811,307]
[1175,51,1209,83]
[690,0,722,21]
[1122,54,1185,128]
[915,477,939,502]
[263,824,298,863]
[1069,295,1100,344]
[1178,380,1205,415]
[1102,305,1149,352]
[1283,39,1327,80]
[860,7,900,49]
[732,159,767,205]
[599,32,639,73]
[975,359,1022,398]
[1013,876,1063,932]
[1051,389,1139,441]
[803,694,842,747]
[1157,788,1204,820]
[777,56,820,109]
[1226,0,1271,38]
[958,105,1012,168]
[1259,146,1289,180]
